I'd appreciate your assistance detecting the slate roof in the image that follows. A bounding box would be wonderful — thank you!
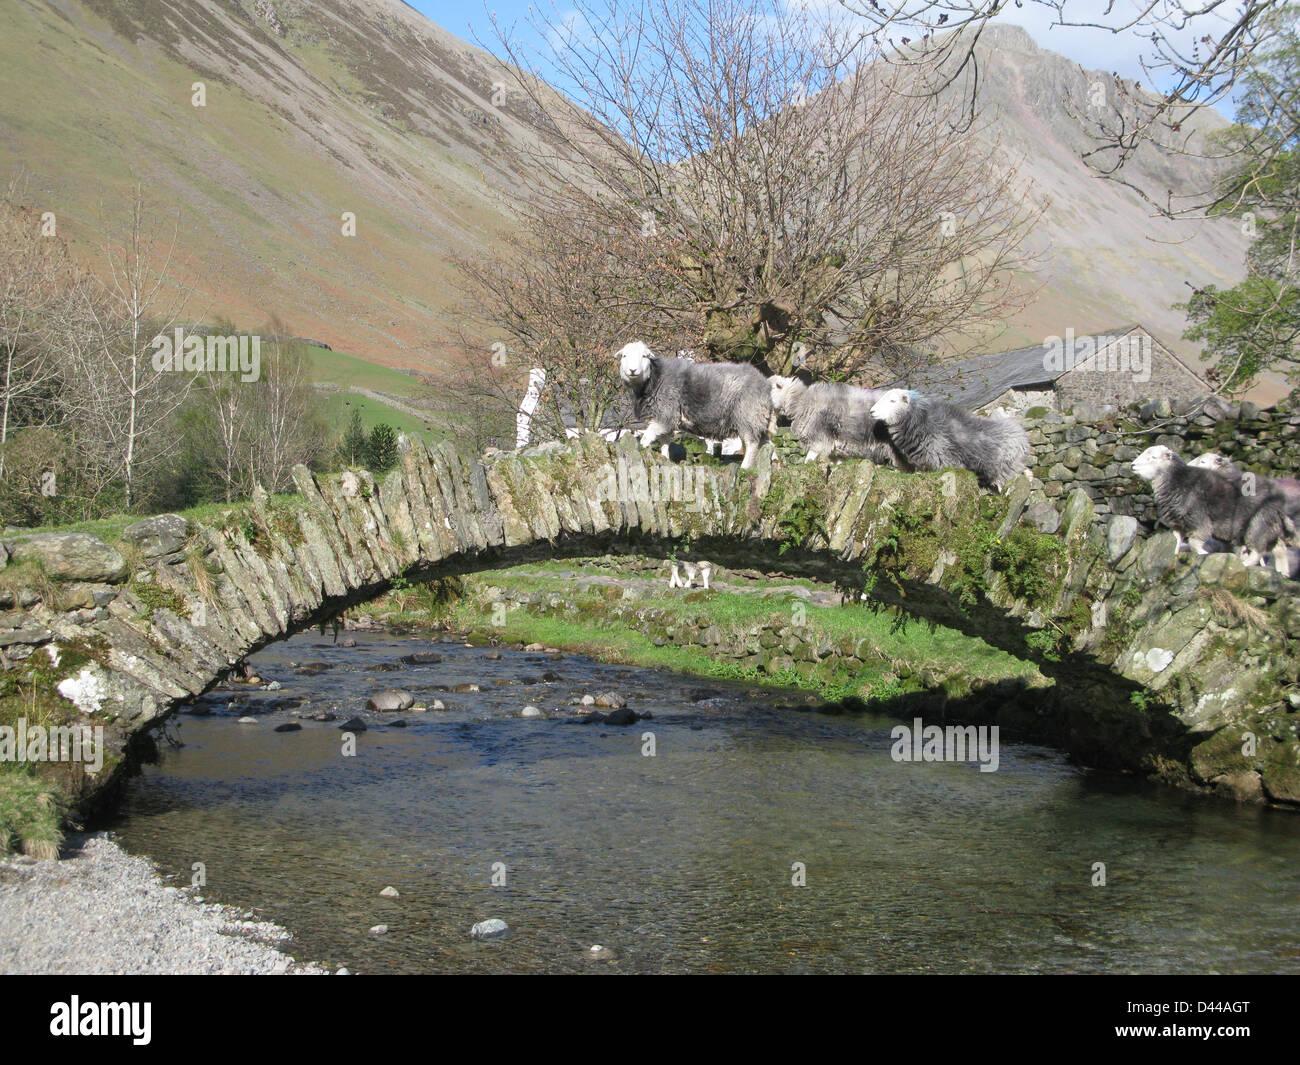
[890,325,1142,410]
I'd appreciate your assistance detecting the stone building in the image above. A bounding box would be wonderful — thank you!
[894,325,1211,414]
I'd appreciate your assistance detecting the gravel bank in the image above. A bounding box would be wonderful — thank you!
[0,832,328,974]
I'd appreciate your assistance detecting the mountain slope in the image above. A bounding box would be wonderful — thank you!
[959,25,1250,376]
[0,6,1262,395]
[0,0,570,366]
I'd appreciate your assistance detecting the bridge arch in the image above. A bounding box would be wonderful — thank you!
[9,433,1300,807]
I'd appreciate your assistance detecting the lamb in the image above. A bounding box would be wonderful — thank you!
[1188,452,1236,474]
[868,388,1031,491]
[768,376,896,465]
[616,341,772,469]
[668,559,714,590]
[1131,445,1295,567]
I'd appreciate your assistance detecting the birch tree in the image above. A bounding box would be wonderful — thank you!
[64,188,193,509]
[0,195,74,481]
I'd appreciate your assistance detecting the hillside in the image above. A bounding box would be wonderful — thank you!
[963,24,1256,391]
[0,5,1265,397]
[0,0,572,369]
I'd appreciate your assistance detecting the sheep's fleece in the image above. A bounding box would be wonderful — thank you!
[769,376,894,465]
[617,341,771,468]
[869,388,1030,490]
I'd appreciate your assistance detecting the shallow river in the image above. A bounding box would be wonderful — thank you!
[110,631,1300,974]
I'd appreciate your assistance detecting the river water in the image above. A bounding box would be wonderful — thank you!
[109,631,1300,974]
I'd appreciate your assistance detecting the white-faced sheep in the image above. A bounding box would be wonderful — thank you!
[1131,446,1296,570]
[617,341,772,469]
[1190,452,1300,497]
[1186,451,1300,573]
[768,376,895,465]
[868,389,1031,491]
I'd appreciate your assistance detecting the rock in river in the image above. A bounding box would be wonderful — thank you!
[400,652,443,665]
[367,689,414,711]
[471,919,509,940]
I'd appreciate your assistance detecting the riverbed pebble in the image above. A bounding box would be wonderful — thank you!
[521,706,543,718]
[0,833,326,974]
[366,689,414,711]
[471,919,509,940]
[399,652,442,665]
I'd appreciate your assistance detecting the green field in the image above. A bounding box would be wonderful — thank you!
[304,345,429,398]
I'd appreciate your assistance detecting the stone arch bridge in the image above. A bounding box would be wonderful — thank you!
[2,433,1298,808]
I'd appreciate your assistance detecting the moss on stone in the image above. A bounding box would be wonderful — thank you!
[129,581,187,619]
[990,525,1068,608]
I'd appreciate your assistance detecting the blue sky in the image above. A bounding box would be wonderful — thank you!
[407,0,1240,115]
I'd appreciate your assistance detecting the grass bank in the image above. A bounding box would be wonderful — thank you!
[357,562,1046,706]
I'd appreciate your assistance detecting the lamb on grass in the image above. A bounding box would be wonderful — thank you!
[668,559,713,590]
[868,388,1031,491]
[616,341,771,470]
[768,376,895,465]
[1131,445,1296,571]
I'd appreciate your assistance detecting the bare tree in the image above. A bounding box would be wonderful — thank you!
[63,188,193,509]
[837,0,1290,215]
[242,320,329,494]
[451,208,672,442]
[0,191,75,481]
[485,0,1042,383]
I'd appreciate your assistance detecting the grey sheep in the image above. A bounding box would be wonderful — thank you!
[1190,452,1300,498]
[768,376,895,465]
[1132,446,1296,568]
[616,341,771,469]
[1186,451,1300,572]
[868,388,1031,491]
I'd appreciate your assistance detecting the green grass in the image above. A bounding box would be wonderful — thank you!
[320,390,442,443]
[360,562,1043,705]
[305,345,428,398]
[3,493,303,541]
[0,772,65,859]
[491,575,1034,678]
